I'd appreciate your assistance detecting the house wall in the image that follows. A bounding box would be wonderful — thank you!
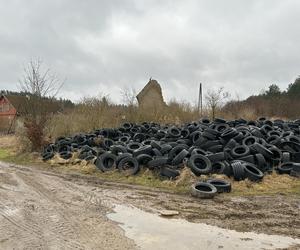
[0,97,17,132]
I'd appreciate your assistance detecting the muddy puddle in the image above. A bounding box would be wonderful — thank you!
[107,204,300,250]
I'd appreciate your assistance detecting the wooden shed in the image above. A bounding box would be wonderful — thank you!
[0,95,19,132]
[0,94,64,132]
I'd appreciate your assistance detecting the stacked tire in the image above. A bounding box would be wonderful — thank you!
[41,118,300,182]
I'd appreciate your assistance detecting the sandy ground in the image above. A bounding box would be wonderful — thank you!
[0,161,299,249]
[0,162,137,250]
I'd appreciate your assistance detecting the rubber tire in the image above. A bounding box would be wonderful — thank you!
[191,182,217,199]
[59,151,72,160]
[230,145,250,159]
[211,161,226,174]
[117,156,140,175]
[207,179,231,193]
[42,152,54,161]
[231,161,245,181]
[277,162,294,175]
[243,163,264,182]
[188,154,212,176]
[147,156,168,168]
[136,154,153,165]
[116,153,132,167]
[132,145,152,157]
[160,166,180,179]
[95,152,117,172]
[172,149,189,166]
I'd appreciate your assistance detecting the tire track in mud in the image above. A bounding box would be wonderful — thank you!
[14,170,104,249]
[0,162,138,250]
[0,172,84,250]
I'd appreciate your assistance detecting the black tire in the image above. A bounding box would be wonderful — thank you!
[117,156,140,175]
[42,152,54,161]
[110,145,127,155]
[168,144,189,160]
[230,145,250,159]
[147,156,169,168]
[172,149,189,166]
[243,163,264,182]
[290,170,300,178]
[168,126,181,138]
[191,182,217,199]
[191,148,207,156]
[188,154,212,176]
[250,143,273,160]
[231,161,245,181]
[290,163,300,177]
[84,154,96,161]
[132,145,152,157]
[222,161,233,176]
[292,163,300,172]
[95,152,117,172]
[126,142,142,153]
[116,153,132,166]
[211,161,226,174]
[292,152,300,163]
[160,144,172,155]
[277,162,294,175]
[255,153,267,171]
[59,151,72,160]
[136,154,153,165]
[207,152,225,163]
[282,152,291,163]
[239,155,255,164]
[207,179,231,193]
[152,148,163,157]
[150,140,162,151]
[221,128,238,140]
[160,166,180,179]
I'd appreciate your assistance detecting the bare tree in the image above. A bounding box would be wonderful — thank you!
[205,87,230,120]
[19,59,63,98]
[121,87,137,106]
[19,59,64,151]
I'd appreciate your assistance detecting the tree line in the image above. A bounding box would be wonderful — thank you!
[224,77,300,119]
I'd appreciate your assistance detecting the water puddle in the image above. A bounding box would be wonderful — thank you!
[107,204,300,250]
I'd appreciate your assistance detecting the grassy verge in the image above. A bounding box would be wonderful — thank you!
[0,148,33,165]
[1,141,299,196]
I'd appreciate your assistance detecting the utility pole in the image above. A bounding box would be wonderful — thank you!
[198,83,203,116]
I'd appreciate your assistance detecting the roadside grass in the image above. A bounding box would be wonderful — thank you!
[1,135,299,196]
[231,173,300,196]
[0,148,11,160]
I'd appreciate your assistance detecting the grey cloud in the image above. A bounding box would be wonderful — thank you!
[0,0,300,103]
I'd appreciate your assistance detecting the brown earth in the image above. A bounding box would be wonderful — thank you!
[0,161,299,250]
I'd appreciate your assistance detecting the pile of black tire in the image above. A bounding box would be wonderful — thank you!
[41,117,300,181]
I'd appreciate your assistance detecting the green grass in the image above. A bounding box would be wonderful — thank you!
[0,148,33,165]
[0,148,10,160]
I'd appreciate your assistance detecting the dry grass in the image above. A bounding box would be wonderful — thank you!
[44,97,205,139]
[231,172,300,196]
[1,135,299,196]
[36,156,300,196]
[0,135,18,149]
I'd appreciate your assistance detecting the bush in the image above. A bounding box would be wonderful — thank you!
[45,96,204,139]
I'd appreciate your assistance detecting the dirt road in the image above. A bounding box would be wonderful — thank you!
[0,162,137,250]
[0,161,299,249]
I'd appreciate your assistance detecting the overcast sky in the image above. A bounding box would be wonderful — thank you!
[0,0,300,104]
